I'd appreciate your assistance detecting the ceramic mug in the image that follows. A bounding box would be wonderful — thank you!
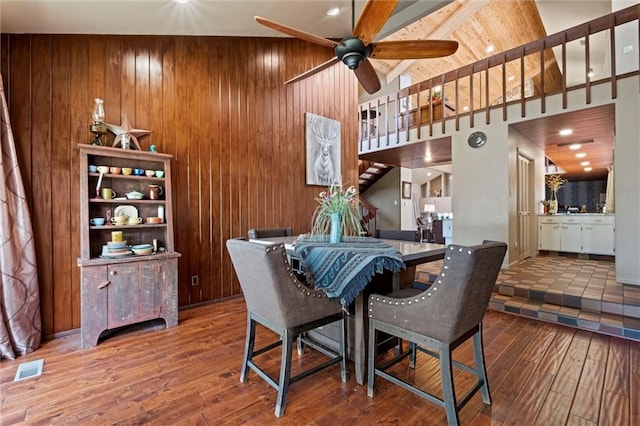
[111,216,127,226]
[90,217,105,226]
[122,167,133,175]
[127,217,142,225]
[109,166,121,175]
[101,188,117,199]
[155,170,165,178]
[145,169,156,177]
[88,165,98,173]
[97,166,110,174]
[133,168,145,176]
[111,231,123,242]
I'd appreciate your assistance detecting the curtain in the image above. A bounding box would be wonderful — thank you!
[606,165,615,213]
[0,75,41,359]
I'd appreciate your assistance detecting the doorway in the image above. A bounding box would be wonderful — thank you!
[517,151,533,261]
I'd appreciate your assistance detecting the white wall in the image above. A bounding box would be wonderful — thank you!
[362,168,401,230]
[450,77,639,282]
[400,167,415,230]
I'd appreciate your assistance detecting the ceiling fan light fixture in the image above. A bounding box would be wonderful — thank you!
[576,152,587,158]
[559,128,573,136]
[569,143,582,150]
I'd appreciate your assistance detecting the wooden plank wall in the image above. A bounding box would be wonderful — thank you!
[0,34,359,337]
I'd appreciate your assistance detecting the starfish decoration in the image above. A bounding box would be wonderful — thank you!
[104,114,150,150]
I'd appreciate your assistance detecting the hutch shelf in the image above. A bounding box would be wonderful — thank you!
[77,145,181,348]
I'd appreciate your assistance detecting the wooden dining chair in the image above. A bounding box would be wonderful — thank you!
[367,241,507,426]
[226,238,348,417]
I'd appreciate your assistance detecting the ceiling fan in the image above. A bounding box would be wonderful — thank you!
[254,0,458,94]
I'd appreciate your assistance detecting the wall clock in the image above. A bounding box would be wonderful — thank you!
[468,131,487,148]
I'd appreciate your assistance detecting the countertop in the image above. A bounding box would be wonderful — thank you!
[538,213,615,216]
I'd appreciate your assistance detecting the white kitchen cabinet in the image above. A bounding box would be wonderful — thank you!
[582,216,615,255]
[560,216,582,253]
[538,215,615,255]
[539,216,561,251]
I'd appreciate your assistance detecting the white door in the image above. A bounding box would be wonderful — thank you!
[517,152,533,260]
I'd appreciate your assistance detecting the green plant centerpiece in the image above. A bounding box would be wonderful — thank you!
[311,183,363,242]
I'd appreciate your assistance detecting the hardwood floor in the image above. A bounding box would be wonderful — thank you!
[1,297,639,425]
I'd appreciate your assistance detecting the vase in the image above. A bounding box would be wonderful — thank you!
[329,213,342,243]
[549,190,558,214]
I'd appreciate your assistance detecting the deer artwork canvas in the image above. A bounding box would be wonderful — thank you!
[305,112,341,186]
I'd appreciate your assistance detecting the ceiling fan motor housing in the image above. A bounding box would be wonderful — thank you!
[335,37,372,69]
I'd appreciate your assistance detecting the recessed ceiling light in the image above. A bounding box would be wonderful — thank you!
[580,161,590,166]
[427,172,432,177]
[463,106,469,111]
[173,0,190,3]
[508,76,515,81]
[559,128,573,136]
[326,7,340,16]
[569,143,582,150]
[576,152,587,158]
[584,167,593,171]
[486,45,495,53]
[425,155,432,162]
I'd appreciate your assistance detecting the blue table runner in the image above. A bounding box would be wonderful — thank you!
[293,236,405,306]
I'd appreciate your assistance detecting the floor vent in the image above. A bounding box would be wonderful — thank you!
[14,359,44,381]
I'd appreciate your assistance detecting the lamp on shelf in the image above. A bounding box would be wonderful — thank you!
[423,204,436,223]
[89,98,107,145]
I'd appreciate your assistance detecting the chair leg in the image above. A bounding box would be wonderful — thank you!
[409,341,416,368]
[275,330,294,417]
[439,344,459,426]
[367,320,377,397]
[296,334,304,355]
[340,313,348,382]
[241,314,256,383]
[473,325,491,405]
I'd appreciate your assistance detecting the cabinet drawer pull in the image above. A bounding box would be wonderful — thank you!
[98,280,110,289]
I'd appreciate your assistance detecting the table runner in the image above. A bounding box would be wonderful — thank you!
[293,235,405,306]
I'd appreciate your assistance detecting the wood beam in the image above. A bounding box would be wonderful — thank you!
[385,0,489,85]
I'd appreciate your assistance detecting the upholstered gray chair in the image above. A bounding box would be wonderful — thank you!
[226,238,348,417]
[367,241,507,426]
[247,227,293,239]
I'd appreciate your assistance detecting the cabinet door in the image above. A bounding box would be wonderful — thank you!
[80,265,109,348]
[582,224,615,255]
[140,260,161,318]
[539,223,561,251]
[560,223,582,253]
[107,263,141,328]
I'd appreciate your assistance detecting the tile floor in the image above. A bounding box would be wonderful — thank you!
[415,253,640,341]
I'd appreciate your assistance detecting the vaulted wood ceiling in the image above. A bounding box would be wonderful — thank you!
[364,0,614,182]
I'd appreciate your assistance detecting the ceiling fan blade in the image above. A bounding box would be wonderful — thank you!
[284,57,341,85]
[353,0,399,45]
[369,40,459,60]
[254,16,341,49]
[354,59,381,94]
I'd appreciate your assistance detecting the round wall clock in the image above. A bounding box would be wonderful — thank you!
[468,131,487,148]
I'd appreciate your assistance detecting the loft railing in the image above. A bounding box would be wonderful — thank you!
[359,4,639,152]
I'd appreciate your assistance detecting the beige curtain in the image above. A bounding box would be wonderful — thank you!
[0,75,41,359]
[606,165,615,213]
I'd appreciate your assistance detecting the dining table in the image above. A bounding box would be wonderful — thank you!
[251,235,447,385]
